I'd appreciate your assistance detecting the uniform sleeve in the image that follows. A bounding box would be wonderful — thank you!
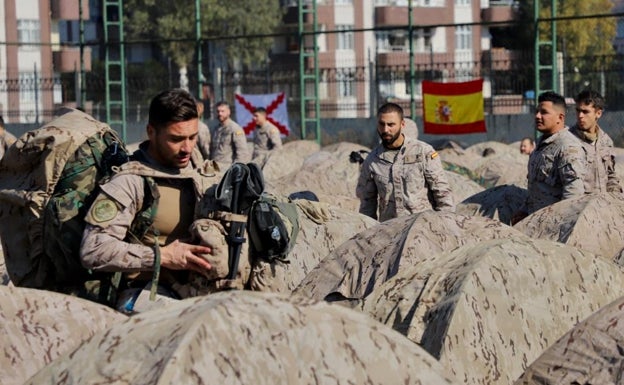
[269,127,283,150]
[80,174,155,272]
[356,156,378,220]
[607,157,623,193]
[196,122,211,160]
[424,149,455,211]
[232,127,251,163]
[558,145,586,199]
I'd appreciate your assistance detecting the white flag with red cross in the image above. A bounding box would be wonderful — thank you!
[234,92,290,137]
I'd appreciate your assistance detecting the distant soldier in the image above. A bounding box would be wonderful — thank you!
[356,102,454,222]
[195,100,211,161]
[569,90,622,194]
[210,101,250,167]
[519,137,535,155]
[0,115,17,160]
[252,107,282,159]
[513,91,586,223]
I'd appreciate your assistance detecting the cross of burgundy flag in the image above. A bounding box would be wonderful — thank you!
[234,92,291,136]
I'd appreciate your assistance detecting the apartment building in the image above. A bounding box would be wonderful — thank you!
[277,0,517,117]
[0,0,91,123]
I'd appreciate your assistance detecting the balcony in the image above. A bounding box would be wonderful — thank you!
[53,47,92,73]
[375,6,451,26]
[481,1,516,24]
[51,0,89,20]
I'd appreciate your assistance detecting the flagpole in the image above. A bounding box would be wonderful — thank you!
[408,0,415,119]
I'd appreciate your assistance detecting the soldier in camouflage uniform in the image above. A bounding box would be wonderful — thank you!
[514,92,586,221]
[356,102,454,222]
[251,107,282,159]
[195,100,211,161]
[210,101,250,167]
[569,90,623,194]
[0,115,17,161]
[80,89,217,308]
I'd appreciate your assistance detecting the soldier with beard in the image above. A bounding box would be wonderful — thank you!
[356,102,454,222]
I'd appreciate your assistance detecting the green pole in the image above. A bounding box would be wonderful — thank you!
[196,0,203,99]
[79,0,85,108]
[551,0,557,93]
[409,0,415,118]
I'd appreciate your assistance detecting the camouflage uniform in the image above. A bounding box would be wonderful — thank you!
[569,124,622,194]
[526,128,586,213]
[196,120,211,160]
[80,142,218,282]
[356,135,454,222]
[0,130,17,160]
[210,118,250,166]
[252,121,282,159]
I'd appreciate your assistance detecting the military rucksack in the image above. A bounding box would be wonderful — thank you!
[0,109,129,294]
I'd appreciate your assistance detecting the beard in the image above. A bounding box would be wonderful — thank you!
[379,131,401,147]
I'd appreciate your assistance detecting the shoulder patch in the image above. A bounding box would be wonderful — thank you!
[429,151,439,159]
[235,131,244,136]
[90,199,119,223]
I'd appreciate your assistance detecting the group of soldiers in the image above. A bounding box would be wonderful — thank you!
[356,89,622,224]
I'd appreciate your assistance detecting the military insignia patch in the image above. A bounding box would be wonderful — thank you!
[235,131,244,136]
[430,151,439,159]
[91,199,118,223]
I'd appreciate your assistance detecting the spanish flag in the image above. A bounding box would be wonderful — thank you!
[422,79,486,134]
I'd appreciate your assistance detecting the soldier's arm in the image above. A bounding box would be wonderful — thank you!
[269,127,283,150]
[558,145,586,199]
[424,149,455,211]
[196,123,211,160]
[232,128,251,163]
[356,158,378,220]
[604,145,623,193]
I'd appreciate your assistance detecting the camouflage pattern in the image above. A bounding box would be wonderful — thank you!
[474,150,529,188]
[248,201,377,293]
[265,142,369,212]
[403,117,419,139]
[0,109,126,289]
[356,136,455,221]
[295,210,524,302]
[0,285,126,385]
[569,124,623,194]
[526,128,586,213]
[515,295,624,385]
[361,237,624,385]
[25,291,458,385]
[457,184,528,225]
[259,140,320,180]
[514,192,624,263]
[0,240,8,285]
[252,120,282,159]
[210,118,251,167]
[0,129,16,160]
[443,169,485,203]
[196,119,211,160]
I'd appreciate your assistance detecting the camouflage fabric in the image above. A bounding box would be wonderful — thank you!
[0,129,16,160]
[210,118,251,167]
[259,140,320,180]
[474,150,529,188]
[569,124,623,194]
[294,210,524,302]
[457,184,528,225]
[252,121,282,159]
[442,160,491,188]
[362,237,624,385]
[25,291,458,385]
[526,128,586,213]
[356,136,454,221]
[443,169,485,203]
[403,117,419,139]
[248,202,376,293]
[0,285,126,385]
[514,192,624,263]
[515,295,624,385]
[0,109,127,290]
[196,120,212,160]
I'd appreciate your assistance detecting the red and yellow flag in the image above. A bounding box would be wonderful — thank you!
[422,79,486,134]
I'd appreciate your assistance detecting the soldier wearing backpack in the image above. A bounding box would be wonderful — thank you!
[80,89,219,312]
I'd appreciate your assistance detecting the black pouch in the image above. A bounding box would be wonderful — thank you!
[248,198,290,262]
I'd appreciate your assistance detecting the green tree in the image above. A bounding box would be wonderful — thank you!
[124,0,283,89]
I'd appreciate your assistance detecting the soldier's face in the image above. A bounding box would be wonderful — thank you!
[253,112,266,126]
[217,105,230,123]
[147,119,199,169]
[377,112,404,148]
[535,101,564,135]
[520,139,534,155]
[575,102,602,133]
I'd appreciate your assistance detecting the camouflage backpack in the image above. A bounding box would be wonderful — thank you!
[0,109,129,294]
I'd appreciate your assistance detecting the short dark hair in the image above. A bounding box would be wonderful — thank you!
[148,89,198,130]
[538,91,566,112]
[377,102,404,120]
[0,115,4,128]
[521,136,534,145]
[215,101,230,109]
[253,107,267,114]
[575,89,605,111]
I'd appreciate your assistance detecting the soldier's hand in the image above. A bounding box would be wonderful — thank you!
[159,240,212,275]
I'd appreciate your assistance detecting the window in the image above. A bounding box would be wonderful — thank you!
[19,73,37,103]
[336,25,354,50]
[17,19,40,48]
[335,0,353,4]
[455,0,470,5]
[455,25,472,50]
[337,69,355,97]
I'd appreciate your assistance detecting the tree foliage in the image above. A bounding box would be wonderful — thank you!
[123,0,283,70]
